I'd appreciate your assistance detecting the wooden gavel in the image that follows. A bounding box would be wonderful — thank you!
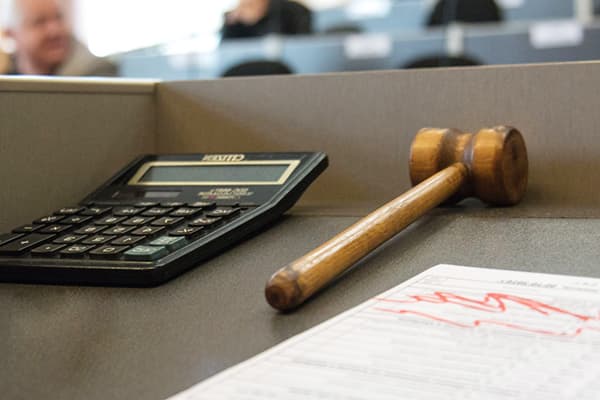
[265,126,528,311]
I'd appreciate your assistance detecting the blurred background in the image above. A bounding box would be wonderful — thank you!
[2,0,600,79]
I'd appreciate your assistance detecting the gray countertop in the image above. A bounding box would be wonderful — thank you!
[3,213,600,400]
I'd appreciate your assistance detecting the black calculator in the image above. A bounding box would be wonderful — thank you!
[0,152,327,286]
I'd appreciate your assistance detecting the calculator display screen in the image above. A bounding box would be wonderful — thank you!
[130,161,300,186]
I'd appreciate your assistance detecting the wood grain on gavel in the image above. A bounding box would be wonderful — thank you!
[265,126,528,312]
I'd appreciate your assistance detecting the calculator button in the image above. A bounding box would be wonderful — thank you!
[53,235,86,244]
[189,217,221,227]
[141,208,173,217]
[160,202,185,208]
[124,246,168,261]
[170,208,201,218]
[170,226,203,237]
[122,216,155,226]
[151,217,183,227]
[81,207,112,216]
[0,234,54,255]
[31,243,66,255]
[131,226,165,236]
[56,207,85,215]
[60,216,92,225]
[149,236,187,251]
[74,225,105,235]
[82,235,116,245]
[34,215,64,224]
[0,233,24,246]
[113,207,144,216]
[133,201,158,208]
[102,226,135,235]
[111,235,145,246]
[59,245,95,256]
[89,246,129,258]
[205,207,241,218]
[13,224,43,233]
[95,216,128,225]
[88,201,121,207]
[40,225,72,234]
[187,201,216,209]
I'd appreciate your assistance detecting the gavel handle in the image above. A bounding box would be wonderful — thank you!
[265,162,469,311]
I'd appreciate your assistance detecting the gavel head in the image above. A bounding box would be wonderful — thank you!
[409,126,528,206]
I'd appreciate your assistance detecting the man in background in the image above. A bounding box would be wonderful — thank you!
[222,0,312,40]
[0,48,8,73]
[0,0,116,76]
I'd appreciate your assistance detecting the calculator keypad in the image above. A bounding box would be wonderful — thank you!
[31,243,66,255]
[13,224,43,233]
[0,233,23,246]
[0,234,55,255]
[0,203,249,262]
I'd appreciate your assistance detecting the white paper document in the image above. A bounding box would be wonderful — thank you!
[169,265,600,399]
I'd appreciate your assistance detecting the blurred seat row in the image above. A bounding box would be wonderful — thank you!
[3,0,600,79]
[119,0,600,80]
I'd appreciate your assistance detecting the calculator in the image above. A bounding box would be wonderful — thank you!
[0,152,328,286]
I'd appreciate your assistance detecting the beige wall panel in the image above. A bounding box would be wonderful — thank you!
[157,62,600,217]
[0,80,156,232]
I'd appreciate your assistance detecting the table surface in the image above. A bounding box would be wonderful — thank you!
[3,211,600,400]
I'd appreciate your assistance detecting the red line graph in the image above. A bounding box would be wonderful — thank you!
[374,292,600,337]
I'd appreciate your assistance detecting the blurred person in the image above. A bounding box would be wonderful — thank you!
[0,48,9,73]
[0,0,116,76]
[222,0,312,40]
[427,0,502,27]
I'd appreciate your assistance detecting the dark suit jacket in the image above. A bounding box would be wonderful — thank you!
[222,0,312,40]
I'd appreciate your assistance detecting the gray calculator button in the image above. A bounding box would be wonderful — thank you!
[13,225,42,233]
[111,236,145,246]
[31,243,66,255]
[187,201,216,209]
[151,217,183,227]
[34,215,63,224]
[124,246,168,261]
[60,245,95,256]
[40,225,72,234]
[170,226,203,236]
[60,216,92,225]
[122,216,155,226]
[189,217,221,227]
[0,233,24,246]
[81,207,111,216]
[113,207,144,216]
[95,216,127,225]
[74,225,104,235]
[53,235,85,244]
[141,208,172,217]
[89,246,129,258]
[133,202,158,208]
[56,207,84,215]
[103,226,135,235]
[131,226,165,236]
[170,208,200,217]
[205,207,241,218]
[82,235,116,245]
[0,234,54,255]
[160,202,185,208]
[149,236,187,251]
